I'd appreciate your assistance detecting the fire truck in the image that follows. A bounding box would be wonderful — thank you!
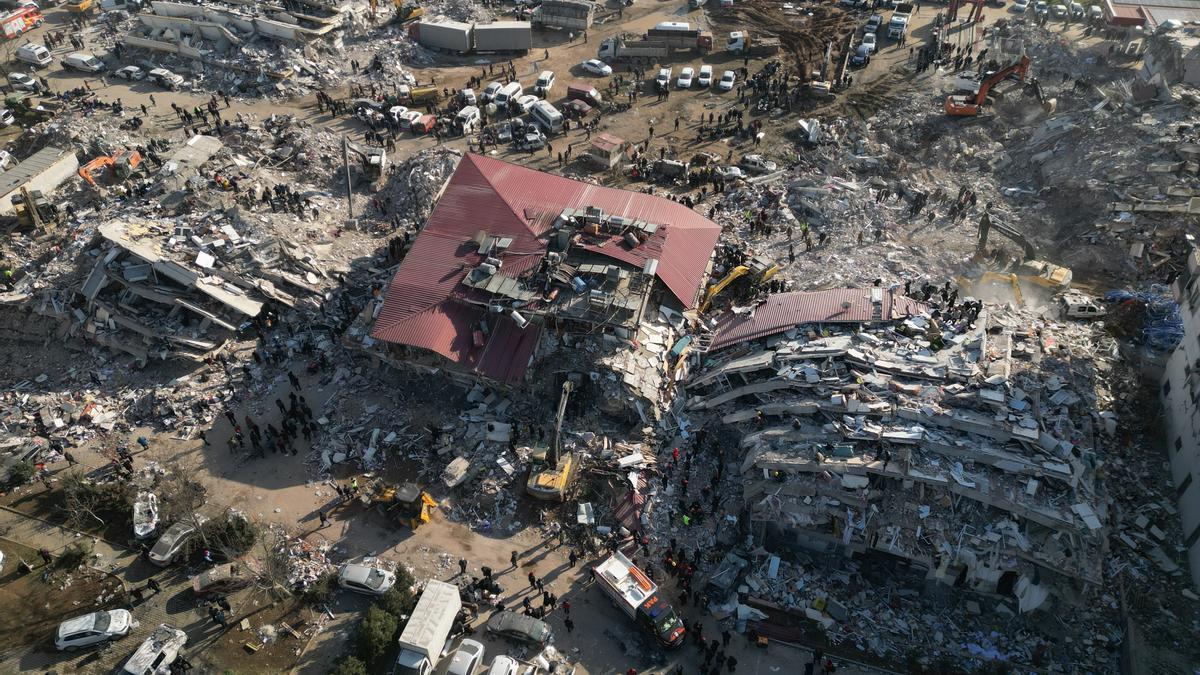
[2,6,44,39]
[592,550,686,648]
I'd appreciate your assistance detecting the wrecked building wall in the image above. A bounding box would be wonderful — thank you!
[0,147,79,216]
[1159,253,1200,590]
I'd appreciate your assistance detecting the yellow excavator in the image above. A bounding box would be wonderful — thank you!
[957,212,1072,305]
[526,378,582,502]
[373,0,423,23]
[371,482,437,529]
[699,255,782,313]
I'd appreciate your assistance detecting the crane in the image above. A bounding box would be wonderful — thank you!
[526,378,581,502]
[944,56,1031,117]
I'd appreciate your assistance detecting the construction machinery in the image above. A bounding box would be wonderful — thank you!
[78,149,142,189]
[958,211,1073,304]
[944,56,1031,117]
[526,377,582,502]
[10,187,59,231]
[388,0,424,24]
[369,481,438,529]
[344,139,388,181]
[699,255,782,313]
[4,94,64,123]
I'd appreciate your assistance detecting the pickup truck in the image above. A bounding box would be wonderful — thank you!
[888,2,913,39]
[726,30,781,56]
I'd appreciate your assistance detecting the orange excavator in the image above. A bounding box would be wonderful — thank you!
[78,148,142,188]
[944,56,1031,117]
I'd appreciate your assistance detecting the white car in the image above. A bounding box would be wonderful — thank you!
[446,639,486,675]
[147,68,183,89]
[133,491,158,540]
[399,110,423,130]
[1034,1,1048,15]
[56,610,134,651]
[714,165,745,181]
[1069,1,1083,17]
[718,70,736,91]
[338,562,396,596]
[740,154,778,174]
[516,94,539,113]
[862,32,877,54]
[1051,2,1067,17]
[122,624,186,675]
[486,655,521,675]
[581,59,612,76]
[1011,0,1028,12]
[656,67,672,89]
[8,72,40,92]
[697,65,713,87]
[677,66,694,88]
[388,105,409,122]
[113,65,144,81]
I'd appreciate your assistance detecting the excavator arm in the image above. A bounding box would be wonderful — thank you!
[699,265,750,313]
[549,380,574,469]
[945,55,1032,116]
[78,156,114,188]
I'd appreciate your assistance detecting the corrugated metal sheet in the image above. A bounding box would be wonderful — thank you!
[0,146,72,195]
[709,289,926,351]
[372,153,720,382]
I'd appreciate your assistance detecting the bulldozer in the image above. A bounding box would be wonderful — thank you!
[374,0,423,23]
[526,377,582,502]
[370,481,437,529]
[78,149,142,189]
[698,255,782,313]
[10,187,59,231]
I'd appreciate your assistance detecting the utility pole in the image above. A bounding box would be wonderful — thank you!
[342,135,354,219]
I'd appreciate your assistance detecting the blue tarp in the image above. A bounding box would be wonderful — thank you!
[1104,285,1183,355]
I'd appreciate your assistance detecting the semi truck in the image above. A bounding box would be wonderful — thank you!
[726,31,781,56]
[645,21,713,50]
[395,580,462,675]
[888,2,914,39]
[531,0,593,31]
[412,20,531,53]
[593,550,686,649]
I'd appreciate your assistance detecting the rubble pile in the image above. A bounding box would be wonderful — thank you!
[279,533,337,589]
[381,148,463,228]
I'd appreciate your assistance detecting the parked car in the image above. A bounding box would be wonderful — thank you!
[114,65,144,80]
[388,105,409,122]
[55,610,134,651]
[121,624,186,675]
[1011,0,1028,11]
[714,165,745,181]
[486,611,551,645]
[147,68,183,89]
[850,44,871,68]
[148,517,204,566]
[1034,1,1048,15]
[581,59,612,76]
[486,655,520,675]
[865,13,883,32]
[740,154,778,174]
[0,150,10,171]
[61,52,105,73]
[516,94,539,113]
[697,64,713,87]
[399,109,423,130]
[718,70,736,91]
[133,491,158,539]
[1088,4,1102,20]
[446,639,486,675]
[193,558,260,597]
[1051,2,1066,17]
[676,66,694,88]
[534,70,555,96]
[517,129,547,150]
[482,81,504,102]
[862,32,877,54]
[1069,1,1083,18]
[656,67,672,89]
[8,72,40,92]
[338,563,396,596]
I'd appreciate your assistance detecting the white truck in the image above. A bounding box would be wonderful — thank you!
[888,2,914,39]
[395,580,462,675]
[593,550,686,649]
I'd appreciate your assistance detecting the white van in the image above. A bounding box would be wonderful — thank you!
[535,70,555,96]
[459,88,477,106]
[493,81,522,107]
[530,100,563,134]
[62,52,105,72]
[15,43,51,67]
[455,105,481,133]
[482,81,504,102]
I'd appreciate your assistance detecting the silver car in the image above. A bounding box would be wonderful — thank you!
[148,517,204,566]
[337,563,396,596]
[446,639,486,675]
[56,610,134,651]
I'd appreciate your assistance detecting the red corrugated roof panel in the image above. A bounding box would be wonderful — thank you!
[372,153,720,383]
[709,289,927,351]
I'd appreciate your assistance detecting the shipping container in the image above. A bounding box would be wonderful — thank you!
[414,19,473,52]
[473,21,532,52]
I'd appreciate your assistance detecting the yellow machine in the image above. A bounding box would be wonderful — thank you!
[372,482,437,529]
[699,255,782,313]
[67,0,94,13]
[959,213,1072,305]
[389,0,424,23]
[526,379,582,502]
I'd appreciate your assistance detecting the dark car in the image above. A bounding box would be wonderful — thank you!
[486,611,551,645]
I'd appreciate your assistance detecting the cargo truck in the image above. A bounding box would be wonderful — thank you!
[593,550,686,649]
[596,37,669,62]
[645,21,713,50]
[395,580,462,675]
[412,20,532,53]
[726,31,781,55]
[888,2,913,39]
[531,0,594,31]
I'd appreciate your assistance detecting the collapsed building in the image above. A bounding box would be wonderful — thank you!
[359,153,720,419]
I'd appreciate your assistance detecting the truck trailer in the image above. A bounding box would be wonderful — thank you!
[596,37,670,62]
[645,22,713,51]
[593,550,686,649]
[413,19,473,52]
[395,580,462,675]
[531,0,593,31]
[726,30,781,55]
[474,21,532,52]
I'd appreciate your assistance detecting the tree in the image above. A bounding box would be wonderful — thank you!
[57,470,133,531]
[356,606,399,670]
[330,656,369,675]
[156,460,207,526]
[375,567,416,617]
[6,460,34,486]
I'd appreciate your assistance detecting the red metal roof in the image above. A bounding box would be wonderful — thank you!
[709,288,926,352]
[372,153,720,382]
